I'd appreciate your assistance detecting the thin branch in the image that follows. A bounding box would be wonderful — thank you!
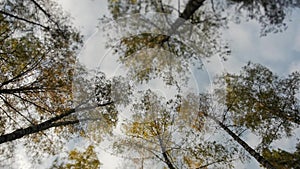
[210,0,216,13]
[29,0,63,31]
[12,93,52,114]
[157,0,172,28]
[0,10,49,30]
[30,0,52,18]
[196,157,238,169]
[178,0,180,14]
[127,134,159,145]
[0,57,43,89]
[0,96,35,125]
[16,92,55,145]
[0,106,20,128]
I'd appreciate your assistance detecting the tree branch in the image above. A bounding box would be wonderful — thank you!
[0,10,49,30]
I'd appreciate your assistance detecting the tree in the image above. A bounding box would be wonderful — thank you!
[110,62,299,169]
[100,0,300,168]
[220,62,300,149]
[0,62,126,166]
[112,90,239,169]
[0,0,78,164]
[107,0,300,36]
[262,142,300,169]
[1,0,299,168]
[225,0,300,35]
[178,92,276,169]
[103,0,300,87]
[0,0,119,166]
[0,0,82,135]
[103,0,230,86]
[190,62,299,169]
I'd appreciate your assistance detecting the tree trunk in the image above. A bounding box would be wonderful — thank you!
[170,0,206,34]
[161,0,206,43]
[204,113,276,169]
[158,136,176,169]
[0,102,111,144]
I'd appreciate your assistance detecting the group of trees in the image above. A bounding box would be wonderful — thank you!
[0,0,299,168]
[109,62,299,169]
[0,0,80,164]
[0,0,113,167]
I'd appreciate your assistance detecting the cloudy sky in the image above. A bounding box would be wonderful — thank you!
[53,0,300,169]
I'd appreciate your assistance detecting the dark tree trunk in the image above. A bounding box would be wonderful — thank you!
[161,0,206,44]
[0,108,76,144]
[0,102,111,144]
[204,113,276,169]
[170,0,206,33]
[158,136,176,169]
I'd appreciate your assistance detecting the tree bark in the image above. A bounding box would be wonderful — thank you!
[204,113,276,169]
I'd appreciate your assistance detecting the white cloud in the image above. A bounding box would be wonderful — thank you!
[224,21,259,54]
[57,0,108,37]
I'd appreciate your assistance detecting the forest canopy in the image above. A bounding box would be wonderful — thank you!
[0,0,299,168]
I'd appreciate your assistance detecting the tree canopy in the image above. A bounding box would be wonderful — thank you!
[0,0,299,168]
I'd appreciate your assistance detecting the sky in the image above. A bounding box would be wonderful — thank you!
[50,0,300,169]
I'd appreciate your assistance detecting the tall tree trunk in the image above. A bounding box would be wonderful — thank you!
[161,0,206,43]
[204,113,276,169]
[170,0,206,34]
[0,102,112,144]
[158,136,176,169]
